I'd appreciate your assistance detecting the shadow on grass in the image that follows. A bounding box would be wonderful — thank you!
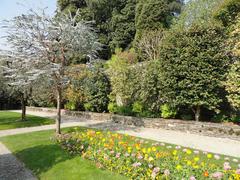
[14,144,73,176]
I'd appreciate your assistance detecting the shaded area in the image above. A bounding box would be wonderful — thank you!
[0,111,54,130]
[0,129,126,180]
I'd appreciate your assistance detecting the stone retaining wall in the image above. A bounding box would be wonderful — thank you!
[26,107,240,141]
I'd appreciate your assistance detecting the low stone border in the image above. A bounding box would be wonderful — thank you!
[26,107,240,141]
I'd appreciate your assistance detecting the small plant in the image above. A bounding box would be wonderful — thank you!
[64,101,76,111]
[108,102,118,113]
[132,101,144,115]
[84,103,93,112]
[160,104,177,119]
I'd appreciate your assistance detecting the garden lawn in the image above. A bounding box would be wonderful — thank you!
[0,129,126,180]
[0,111,54,130]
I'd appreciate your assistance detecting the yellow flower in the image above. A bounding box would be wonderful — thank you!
[149,157,154,161]
[176,165,182,170]
[194,157,200,162]
[173,150,177,156]
[96,132,101,135]
[193,165,199,169]
[207,154,212,159]
[187,161,192,166]
[147,148,151,153]
[142,148,147,153]
[186,149,192,155]
[152,147,157,152]
[145,154,149,159]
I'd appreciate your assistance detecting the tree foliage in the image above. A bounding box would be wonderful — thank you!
[159,24,230,121]
[2,9,100,134]
[57,0,182,57]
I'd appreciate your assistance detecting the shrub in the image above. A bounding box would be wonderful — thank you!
[84,103,93,112]
[117,105,133,116]
[108,103,118,114]
[214,0,240,26]
[160,104,177,119]
[132,101,144,115]
[64,101,76,111]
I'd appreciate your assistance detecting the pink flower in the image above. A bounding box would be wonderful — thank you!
[175,146,181,149]
[116,153,121,158]
[131,153,136,157]
[137,154,143,160]
[151,167,160,179]
[236,169,240,175]
[124,153,130,157]
[223,162,231,170]
[164,169,170,176]
[153,167,160,173]
[211,172,223,179]
[190,176,196,180]
[132,162,142,167]
[110,150,115,154]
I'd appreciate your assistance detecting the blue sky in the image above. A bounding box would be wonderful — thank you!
[0,0,57,50]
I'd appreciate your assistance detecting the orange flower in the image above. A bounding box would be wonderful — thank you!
[204,171,209,177]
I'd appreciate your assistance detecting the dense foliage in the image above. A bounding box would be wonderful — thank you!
[65,64,111,112]
[159,24,230,121]
[57,128,240,179]
[57,0,183,58]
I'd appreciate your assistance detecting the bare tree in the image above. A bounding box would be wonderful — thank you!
[136,30,164,61]
[2,9,101,134]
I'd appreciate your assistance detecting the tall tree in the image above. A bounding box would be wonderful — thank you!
[2,9,101,134]
[159,24,230,121]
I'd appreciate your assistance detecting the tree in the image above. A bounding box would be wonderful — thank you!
[135,0,182,42]
[2,9,101,134]
[65,63,110,112]
[135,29,164,61]
[173,0,224,29]
[214,0,240,27]
[0,55,41,121]
[109,0,137,50]
[225,16,240,110]
[159,24,230,121]
[226,61,240,109]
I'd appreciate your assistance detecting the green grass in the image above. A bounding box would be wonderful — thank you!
[0,129,126,180]
[0,111,54,130]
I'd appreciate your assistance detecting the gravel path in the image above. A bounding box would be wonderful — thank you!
[0,142,36,180]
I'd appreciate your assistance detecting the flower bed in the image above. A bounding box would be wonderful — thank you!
[57,128,240,179]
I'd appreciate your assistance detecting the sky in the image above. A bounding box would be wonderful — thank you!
[0,0,57,50]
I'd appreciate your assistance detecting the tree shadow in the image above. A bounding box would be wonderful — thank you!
[14,144,74,176]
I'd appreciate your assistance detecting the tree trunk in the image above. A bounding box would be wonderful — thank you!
[21,95,26,121]
[194,106,201,122]
[56,88,62,134]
